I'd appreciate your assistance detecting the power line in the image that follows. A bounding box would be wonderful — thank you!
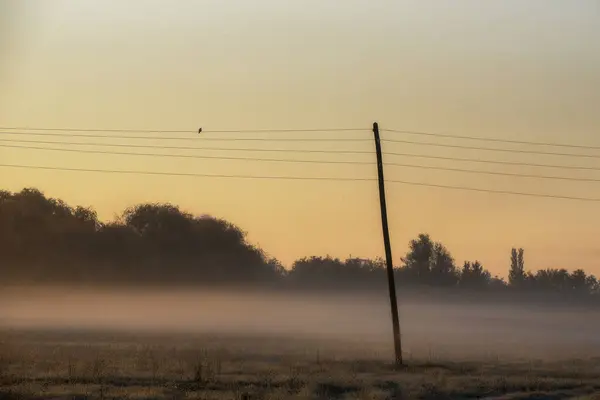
[0,127,192,134]
[4,126,596,150]
[382,128,600,150]
[381,138,600,159]
[3,124,598,150]
[0,130,371,142]
[0,138,373,155]
[7,127,599,158]
[5,139,600,173]
[387,162,600,183]
[2,162,600,202]
[5,143,600,183]
[0,143,374,165]
[0,126,365,134]
[383,151,600,172]
[388,180,600,203]
[0,163,370,182]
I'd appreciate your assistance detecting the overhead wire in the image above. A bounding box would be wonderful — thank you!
[0,137,374,155]
[382,151,600,172]
[5,135,600,161]
[3,136,600,172]
[381,128,600,150]
[387,180,600,203]
[3,124,600,203]
[1,162,599,203]
[0,163,371,182]
[385,162,600,183]
[0,126,366,134]
[3,124,598,150]
[381,138,600,159]
[0,130,371,142]
[5,143,600,183]
[0,143,373,165]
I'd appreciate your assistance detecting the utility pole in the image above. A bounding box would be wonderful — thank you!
[372,121,403,366]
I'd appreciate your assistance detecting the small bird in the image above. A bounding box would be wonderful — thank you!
[198,127,202,134]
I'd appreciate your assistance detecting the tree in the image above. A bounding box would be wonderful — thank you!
[570,269,588,294]
[287,256,385,290]
[489,275,508,290]
[0,191,284,285]
[460,261,492,289]
[400,234,458,286]
[430,242,458,286]
[401,234,434,284]
[531,268,570,293]
[1,185,599,302]
[528,268,598,296]
[586,275,600,295]
[509,247,526,288]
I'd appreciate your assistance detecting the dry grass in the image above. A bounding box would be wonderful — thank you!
[0,329,599,400]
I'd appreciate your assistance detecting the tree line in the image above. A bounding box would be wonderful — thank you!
[1,188,598,300]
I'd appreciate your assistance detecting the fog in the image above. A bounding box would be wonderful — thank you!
[2,286,600,361]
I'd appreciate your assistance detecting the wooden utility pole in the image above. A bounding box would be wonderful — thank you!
[372,122,403,366]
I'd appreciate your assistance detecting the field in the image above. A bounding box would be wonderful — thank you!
[1,329,600,400]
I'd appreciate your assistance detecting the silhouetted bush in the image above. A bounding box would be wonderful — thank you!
[0,187,598,302]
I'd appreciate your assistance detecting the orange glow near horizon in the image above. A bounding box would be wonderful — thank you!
[1,1,599,275]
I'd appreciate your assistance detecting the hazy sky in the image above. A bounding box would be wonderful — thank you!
[1,1,599,276]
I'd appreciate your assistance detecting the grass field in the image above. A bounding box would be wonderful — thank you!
[1,329,599,400]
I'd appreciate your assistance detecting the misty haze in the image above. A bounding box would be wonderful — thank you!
[3,286,600,361]
[2,1,600,398]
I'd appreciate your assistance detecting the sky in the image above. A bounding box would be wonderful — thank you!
[1,1,599,276]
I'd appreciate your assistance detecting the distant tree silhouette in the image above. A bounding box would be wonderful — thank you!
[400,233,434,284]
[531,268,570,293]
[525,268,599,296]
[288,256,385,290]
[430,242,458,286]
[400,234,458,286]
[0,188,94,281]
[585,275,600,295]
[570,269,588,292]
[459,261,492,289]
[489,275,508,290]
[508,248,526,288]
[0,187,598,302]
[0,189,282,285]
[117,203,282,284]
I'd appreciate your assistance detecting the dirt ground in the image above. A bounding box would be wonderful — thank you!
[1,329,599,400]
